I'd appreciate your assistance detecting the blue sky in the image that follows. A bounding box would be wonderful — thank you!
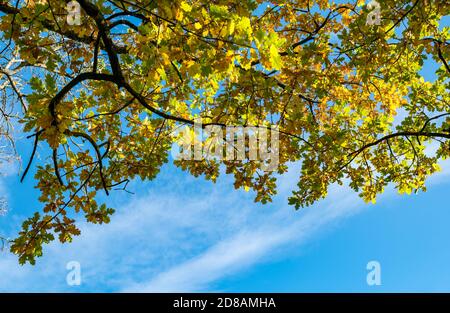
[1,148,450,292]
[0,3,449,293]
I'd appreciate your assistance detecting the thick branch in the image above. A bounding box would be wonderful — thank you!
[49,72,118,121]
[338,131,450,172]
[0,1,127,53]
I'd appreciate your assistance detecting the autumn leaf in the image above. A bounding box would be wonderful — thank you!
[0,0,448,264]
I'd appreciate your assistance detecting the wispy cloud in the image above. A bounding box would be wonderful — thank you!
[118,163,364,292]
[1,159,449,292]
[122,160,450,292]
[124,189,360,292]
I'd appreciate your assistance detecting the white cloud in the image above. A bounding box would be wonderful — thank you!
[123,190,360,292]
[118,165,364,292]
[0,159,449,292]
[121,161,450,292]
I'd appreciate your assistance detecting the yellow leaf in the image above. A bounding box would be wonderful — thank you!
[269,45,282,70]
[228,19,235,35]
[236,16,252,37]
[180,1,192,12]
[194,22,202,30]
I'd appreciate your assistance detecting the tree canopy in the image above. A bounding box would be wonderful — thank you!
[0,0,449,264]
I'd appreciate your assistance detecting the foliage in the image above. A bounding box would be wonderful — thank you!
[0,0,448,264]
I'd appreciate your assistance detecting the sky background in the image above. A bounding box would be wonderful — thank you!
[1,146,450,292]
[0,4,449,293]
